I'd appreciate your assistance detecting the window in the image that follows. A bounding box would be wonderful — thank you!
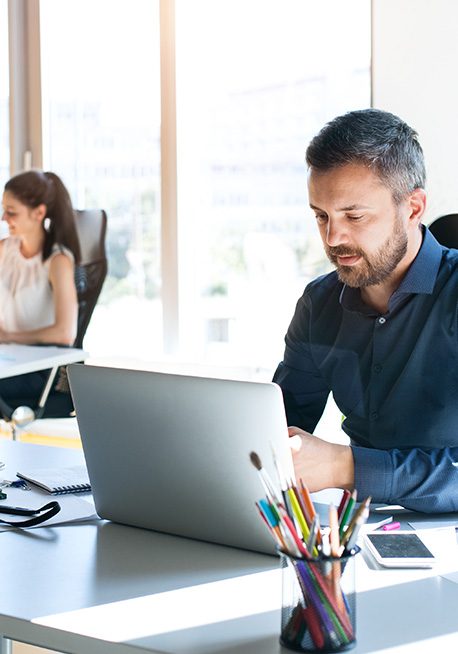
[33,0,370,375]
[175,0,371,376]
[40,0,162,359]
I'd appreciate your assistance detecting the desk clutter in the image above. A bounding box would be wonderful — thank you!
[250,450,365,652]
[0,458,97,531]
[0,500,62,527]
[16,465,91,494]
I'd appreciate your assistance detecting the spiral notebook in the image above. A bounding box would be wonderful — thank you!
[16,465,91,495]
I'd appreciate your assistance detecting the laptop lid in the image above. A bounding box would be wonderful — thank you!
[67,364,294,555]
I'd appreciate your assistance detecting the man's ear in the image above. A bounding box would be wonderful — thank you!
[408,188,427,228]
[32,203,47,223]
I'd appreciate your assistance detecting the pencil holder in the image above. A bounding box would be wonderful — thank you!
[279,548,359,652]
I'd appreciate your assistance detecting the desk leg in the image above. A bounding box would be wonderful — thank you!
[0,636,12,654]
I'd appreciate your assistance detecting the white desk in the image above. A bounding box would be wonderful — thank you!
[0,344,86,379]
[1,440,458,654]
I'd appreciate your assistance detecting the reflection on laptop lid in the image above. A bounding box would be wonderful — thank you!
[67,364,294,555]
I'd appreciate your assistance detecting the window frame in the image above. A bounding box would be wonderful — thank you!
[7,0,180,357]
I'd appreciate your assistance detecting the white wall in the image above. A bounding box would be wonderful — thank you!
[372,0,458,222]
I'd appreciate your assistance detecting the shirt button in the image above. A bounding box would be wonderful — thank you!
[378,317,386,324]
[374,364,382,373]
[371,412,379,421]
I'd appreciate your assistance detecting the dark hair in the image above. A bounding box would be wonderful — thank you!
[4,170,81,263]
[305,108,426,204]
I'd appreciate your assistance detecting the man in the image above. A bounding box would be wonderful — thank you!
[273,108,458,513]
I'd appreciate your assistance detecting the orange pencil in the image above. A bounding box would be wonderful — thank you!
[300,480,316,519]
[291,482,312,528]
[300,479,321,545]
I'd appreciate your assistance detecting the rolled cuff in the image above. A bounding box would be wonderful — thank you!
[351,445,392,504]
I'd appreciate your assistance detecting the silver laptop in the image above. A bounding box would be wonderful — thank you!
[67,364,294,555]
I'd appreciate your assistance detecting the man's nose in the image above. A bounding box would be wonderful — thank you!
[325,217,348,247]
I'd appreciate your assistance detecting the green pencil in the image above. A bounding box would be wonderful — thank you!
[339,489,357,540]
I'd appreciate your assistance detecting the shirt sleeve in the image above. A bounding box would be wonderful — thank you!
[352,445,458,513]
[273,291,331,432]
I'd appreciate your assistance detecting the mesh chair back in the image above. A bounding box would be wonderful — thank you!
[73,209,108,349]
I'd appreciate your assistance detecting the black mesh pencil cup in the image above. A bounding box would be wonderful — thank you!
[279,547,359,653]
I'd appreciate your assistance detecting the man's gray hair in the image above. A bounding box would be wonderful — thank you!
[306,108,426,204]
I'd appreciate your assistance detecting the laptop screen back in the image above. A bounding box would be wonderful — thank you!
[68,364,293,555]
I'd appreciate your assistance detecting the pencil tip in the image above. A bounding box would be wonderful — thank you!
[249,451,262,470]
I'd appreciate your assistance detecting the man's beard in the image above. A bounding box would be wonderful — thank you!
[325,214,408,288]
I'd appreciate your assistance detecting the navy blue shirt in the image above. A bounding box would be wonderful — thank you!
[273,227,458,512]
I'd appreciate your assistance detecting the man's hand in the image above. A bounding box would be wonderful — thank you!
[288,426,355,492]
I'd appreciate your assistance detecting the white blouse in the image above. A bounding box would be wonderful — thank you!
[0,236,74,333]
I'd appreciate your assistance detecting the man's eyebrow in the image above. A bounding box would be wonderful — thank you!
[309,203,371,212]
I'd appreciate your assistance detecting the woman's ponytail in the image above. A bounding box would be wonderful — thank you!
[4,169,81,264]
[43,172,81,264]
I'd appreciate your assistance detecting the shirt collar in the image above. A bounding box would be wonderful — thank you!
[391,225,442,296]
[340,225,443,313]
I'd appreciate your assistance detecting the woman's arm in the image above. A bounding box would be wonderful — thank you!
[0,253,78,345]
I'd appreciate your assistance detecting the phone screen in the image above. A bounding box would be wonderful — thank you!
[364,532,435,568]
[366,533,434,559]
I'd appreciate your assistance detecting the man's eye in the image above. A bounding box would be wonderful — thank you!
[315,214,328,224]
[347,215,363,221]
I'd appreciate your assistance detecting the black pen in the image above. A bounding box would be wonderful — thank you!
[0,506,40,516]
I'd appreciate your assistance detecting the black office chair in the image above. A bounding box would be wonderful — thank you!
[0,209,108,433]
[428,213,458,249]
[72,209,109,350]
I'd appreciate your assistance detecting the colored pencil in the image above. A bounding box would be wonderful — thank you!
[339,489,357,540]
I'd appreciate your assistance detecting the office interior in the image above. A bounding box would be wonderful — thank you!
[1,2,458,653]
[1,0,456,443]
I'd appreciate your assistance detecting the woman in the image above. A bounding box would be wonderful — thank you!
[0,169,81,416]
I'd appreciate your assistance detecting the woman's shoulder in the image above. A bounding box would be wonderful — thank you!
[47,244,76,290]
[49,243,75,264]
